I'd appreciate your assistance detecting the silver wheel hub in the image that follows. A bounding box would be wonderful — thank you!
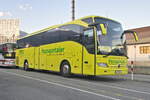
[63,65,69,74]
[24,62,28,69]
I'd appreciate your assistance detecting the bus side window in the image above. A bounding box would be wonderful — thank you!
[83,28,95,54]
[59,24,85,43]
[59,24,82,34]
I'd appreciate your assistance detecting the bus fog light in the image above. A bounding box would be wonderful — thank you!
[97,63,107,67]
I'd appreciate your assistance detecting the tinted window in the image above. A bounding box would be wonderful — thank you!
[83,28,95,54]
[59,24,84,34]
[42,30,61,45]
[17,25,85,49]
[17,30,61,48]
[82,18,93,24]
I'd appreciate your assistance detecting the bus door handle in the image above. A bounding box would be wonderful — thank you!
[84,61,88,64]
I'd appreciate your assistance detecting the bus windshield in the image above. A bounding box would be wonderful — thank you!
[95,17,126,56]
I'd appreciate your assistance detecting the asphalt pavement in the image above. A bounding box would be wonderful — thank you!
[0,67,150,100]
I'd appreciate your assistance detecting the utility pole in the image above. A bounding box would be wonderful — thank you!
[72,0,75,21]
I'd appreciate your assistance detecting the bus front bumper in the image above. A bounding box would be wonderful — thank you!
[96,67,128,76]
[0,59,16,67]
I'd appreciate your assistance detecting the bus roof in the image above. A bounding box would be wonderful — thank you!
[18,15,120,40]
[78,15,120,23]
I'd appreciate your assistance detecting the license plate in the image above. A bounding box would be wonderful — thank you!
[116,70,122,74]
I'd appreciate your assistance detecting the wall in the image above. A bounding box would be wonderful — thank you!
[127,44,150,67]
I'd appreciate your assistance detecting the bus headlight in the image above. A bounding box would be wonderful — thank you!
[97,63,108,67]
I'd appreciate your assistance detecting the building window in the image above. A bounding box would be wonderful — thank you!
[140,46,150,54]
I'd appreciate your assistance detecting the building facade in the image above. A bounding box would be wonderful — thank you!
[0,19,19,44]
[126,26,150,67]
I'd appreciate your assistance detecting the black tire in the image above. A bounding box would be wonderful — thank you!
[24,61,29,71]
[15,66,19,69]
[60,61,71,77]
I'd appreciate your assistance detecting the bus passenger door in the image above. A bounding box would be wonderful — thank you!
[82,28,95,75]
[34,47,40,69]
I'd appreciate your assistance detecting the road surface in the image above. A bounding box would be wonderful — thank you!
[0,67,150,100]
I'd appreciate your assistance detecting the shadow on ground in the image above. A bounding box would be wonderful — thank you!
[27,68,127,82]
[0,67,127,82]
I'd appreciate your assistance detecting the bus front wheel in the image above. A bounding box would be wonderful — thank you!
[24,61,29,71]
[60,61,71,77]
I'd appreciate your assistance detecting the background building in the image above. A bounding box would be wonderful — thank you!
[126,26,150,74]
[0,19,19,44]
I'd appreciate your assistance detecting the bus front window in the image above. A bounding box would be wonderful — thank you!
[95,17,126,56]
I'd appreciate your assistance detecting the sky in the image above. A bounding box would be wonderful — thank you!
[0,0,150,33]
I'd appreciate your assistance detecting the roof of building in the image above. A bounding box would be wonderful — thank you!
[126,26,150,45]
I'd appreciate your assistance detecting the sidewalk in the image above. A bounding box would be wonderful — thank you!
[126,74,150,82]
[128,66,150,75]
[113,74,150,82]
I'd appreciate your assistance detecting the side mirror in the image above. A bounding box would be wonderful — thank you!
[99,24,107,35]
[121,30,139,41]
[133,31,138,41]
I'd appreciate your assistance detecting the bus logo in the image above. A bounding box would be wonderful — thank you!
[41,48,64,54]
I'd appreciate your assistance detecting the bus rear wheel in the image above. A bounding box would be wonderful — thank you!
[24,61,29,71]
[60,61,71,77]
